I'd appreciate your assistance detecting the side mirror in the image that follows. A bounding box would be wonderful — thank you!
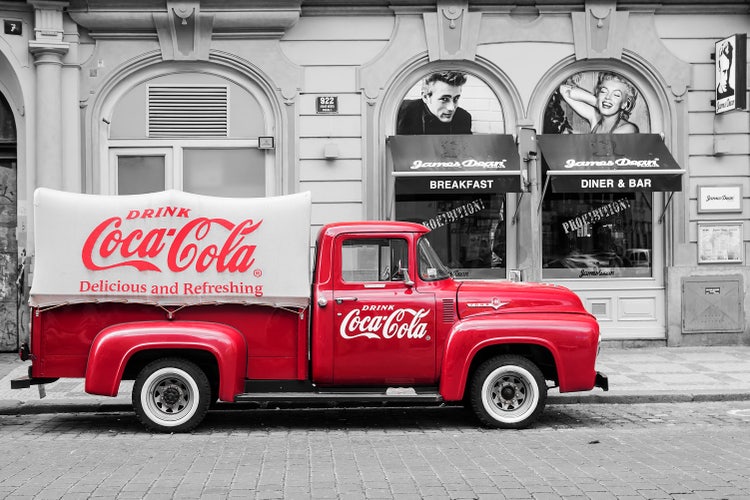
[399,262,415,287]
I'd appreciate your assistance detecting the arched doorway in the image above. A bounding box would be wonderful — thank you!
[0,91,18,352]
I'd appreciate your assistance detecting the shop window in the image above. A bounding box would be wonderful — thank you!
[393,70,511,279]
[397,195,505,279]
[542,192,652,279]
[541,70,655,280]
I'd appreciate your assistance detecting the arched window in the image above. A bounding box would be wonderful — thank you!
[105,70,274,197]
[391,70,513,279]
[540,70,654,279]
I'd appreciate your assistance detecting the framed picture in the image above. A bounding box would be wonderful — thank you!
[715,33,747,114]
[697,222,744,264]
[698,185,742,213]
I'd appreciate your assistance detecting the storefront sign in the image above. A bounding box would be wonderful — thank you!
[715,34,747,114]
[316,96,338,114]
[698,185,742,213]
[395,175,519,195]
[698,222,743,264]
[389,135,520,176]
[389,134,522,193]
[4,20,22,35]
[538,134,684,192]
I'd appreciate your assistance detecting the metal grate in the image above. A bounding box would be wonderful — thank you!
[148,85,228,137]
[442,298,456,323]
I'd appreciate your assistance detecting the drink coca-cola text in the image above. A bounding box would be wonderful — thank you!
[340,307,429,340]
[82,213,262,273]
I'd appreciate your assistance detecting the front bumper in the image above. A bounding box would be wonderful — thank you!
[595,371,609,391]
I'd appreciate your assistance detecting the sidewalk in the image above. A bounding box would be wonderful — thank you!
[1,345,749,414]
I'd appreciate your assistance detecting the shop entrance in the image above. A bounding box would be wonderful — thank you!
[0,92,18,352]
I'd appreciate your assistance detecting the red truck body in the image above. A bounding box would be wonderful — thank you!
[14,190,607,432]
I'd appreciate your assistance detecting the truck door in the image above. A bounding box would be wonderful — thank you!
[331,235,436,385]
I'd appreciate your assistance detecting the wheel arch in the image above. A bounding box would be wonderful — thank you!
[85,321,246,401]
[438,317,565,401]
[461,343,557,401]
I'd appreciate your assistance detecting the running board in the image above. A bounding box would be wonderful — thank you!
[235,387,443,404]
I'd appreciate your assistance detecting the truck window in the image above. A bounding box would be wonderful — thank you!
[418,237,452,281]
[341,238,408,282]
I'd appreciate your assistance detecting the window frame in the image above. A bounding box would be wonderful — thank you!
[106,138,272,196]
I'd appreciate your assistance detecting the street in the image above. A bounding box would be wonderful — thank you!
[1,401,749,499]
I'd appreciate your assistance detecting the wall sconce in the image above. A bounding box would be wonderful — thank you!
[324,142,339,160]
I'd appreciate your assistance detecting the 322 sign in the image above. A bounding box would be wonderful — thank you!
[316,96,338,114]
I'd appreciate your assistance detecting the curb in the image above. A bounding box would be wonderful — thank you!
[548,390,750,404]
[2,392,750,416]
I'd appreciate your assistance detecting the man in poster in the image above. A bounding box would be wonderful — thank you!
[715,34,747,114]
[716,40,735,101]
[397,71,472,135]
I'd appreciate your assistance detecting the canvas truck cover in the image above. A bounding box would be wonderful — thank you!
[30,189,312,308]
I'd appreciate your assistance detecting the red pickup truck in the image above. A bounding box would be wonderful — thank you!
[13,188,607,432]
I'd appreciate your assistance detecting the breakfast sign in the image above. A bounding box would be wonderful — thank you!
[538,134,684,193]
[388,134,522,194]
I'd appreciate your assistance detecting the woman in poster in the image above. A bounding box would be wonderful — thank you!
[557,72,639,134]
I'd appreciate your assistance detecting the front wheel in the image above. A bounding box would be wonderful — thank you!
[469,355,547,429]
[133,358,211,433]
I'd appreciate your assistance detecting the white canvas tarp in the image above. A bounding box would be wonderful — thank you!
[30,189,312,308]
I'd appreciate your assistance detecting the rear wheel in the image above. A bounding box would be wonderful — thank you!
[469,355,547,429]
[133,358,210,433]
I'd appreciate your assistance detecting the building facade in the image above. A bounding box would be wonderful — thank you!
[0,0,748,350]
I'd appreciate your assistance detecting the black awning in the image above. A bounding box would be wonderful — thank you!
[388,134,522,193]
[538,134,684,192]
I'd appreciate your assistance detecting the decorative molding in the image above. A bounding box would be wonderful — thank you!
[572,0,628,60]
[424,0,480,61]
[153,1,213,61]
[67,2,300,39]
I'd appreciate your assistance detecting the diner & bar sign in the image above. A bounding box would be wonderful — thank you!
[538,134,684,193]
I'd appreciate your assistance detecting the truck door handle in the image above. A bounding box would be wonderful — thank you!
[335,296,358,304]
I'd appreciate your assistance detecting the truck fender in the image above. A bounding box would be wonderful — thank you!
[438,313,598,401]
[85,321,247,401]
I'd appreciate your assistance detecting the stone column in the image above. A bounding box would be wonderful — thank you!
[28,1,69,190]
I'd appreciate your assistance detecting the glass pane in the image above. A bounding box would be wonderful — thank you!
[183,148,265,198]
[341,238,408,283]
[542,192,653,279]
[396,194,506,279]
[117,156,165,194]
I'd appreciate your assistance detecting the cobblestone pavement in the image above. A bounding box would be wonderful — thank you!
[1,401,749,499]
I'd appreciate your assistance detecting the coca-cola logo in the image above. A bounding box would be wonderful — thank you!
[81,206,262,273]
[340,305,429,340]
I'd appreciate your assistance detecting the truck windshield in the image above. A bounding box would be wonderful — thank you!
[417,237,452,281]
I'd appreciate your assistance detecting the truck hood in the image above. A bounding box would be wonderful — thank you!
[456,280,587,318]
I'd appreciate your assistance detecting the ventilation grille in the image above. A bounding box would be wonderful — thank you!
[148,85,228,137]
[442,298,456,323]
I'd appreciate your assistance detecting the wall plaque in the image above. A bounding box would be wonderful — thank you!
[698,185,742,213]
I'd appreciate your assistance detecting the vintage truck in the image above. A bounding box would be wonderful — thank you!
[12,188,607,432]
